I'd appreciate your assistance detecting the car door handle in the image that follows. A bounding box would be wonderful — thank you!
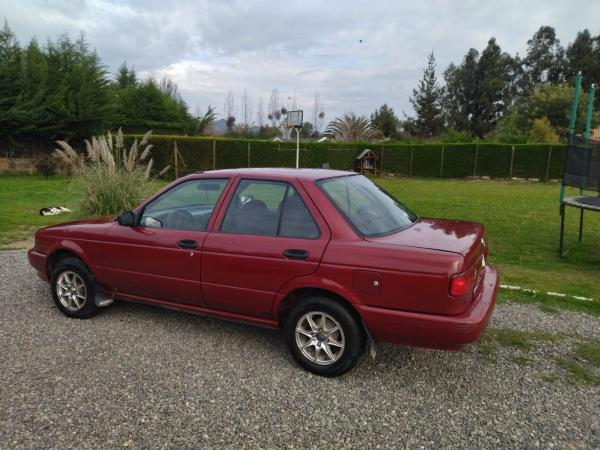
[283,249,309,260]
[177,239,198,250]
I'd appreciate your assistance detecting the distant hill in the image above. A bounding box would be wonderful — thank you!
[211,119,228,134]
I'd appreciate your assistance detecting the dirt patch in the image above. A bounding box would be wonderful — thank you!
[1,238,33,250]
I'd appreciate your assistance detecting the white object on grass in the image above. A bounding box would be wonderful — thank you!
[499,284,594,302]
[40,206,73,216]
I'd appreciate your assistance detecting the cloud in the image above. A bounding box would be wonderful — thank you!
[2,0,599,122]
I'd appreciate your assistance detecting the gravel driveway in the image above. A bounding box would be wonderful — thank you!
[1,249,598,449]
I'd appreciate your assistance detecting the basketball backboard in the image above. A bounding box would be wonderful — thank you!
[287,110,303,129]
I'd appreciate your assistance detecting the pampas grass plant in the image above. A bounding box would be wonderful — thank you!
[53,129,169,216]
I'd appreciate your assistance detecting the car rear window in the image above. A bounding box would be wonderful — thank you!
[317,175,416,237]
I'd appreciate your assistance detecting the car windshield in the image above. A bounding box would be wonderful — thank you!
[317,175,417,237]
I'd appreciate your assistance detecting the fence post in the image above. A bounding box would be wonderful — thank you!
[439,145,445,178]
[545,146,552,182]
[473,142,479,177]
[212,139,216,170]
[509,145,515,178]
[380,145,384,176]
[247,142,251,167]
[409,148,414,178]
[174,141,178,179]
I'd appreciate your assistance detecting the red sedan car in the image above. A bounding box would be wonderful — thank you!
[29,168,498,376]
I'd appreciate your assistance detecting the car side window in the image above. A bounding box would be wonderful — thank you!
[279,187,320,239]
[220,179,319,238]
[140,179,228,231]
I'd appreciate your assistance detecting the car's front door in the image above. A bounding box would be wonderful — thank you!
[201,178,331,318]
[100,178,230,306]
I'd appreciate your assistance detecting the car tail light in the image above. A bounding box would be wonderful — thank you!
[449,269,476,298]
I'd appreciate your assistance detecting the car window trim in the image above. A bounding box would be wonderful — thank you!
[275,184,291,236]
[137,178,230,231]
[218,177,321,240]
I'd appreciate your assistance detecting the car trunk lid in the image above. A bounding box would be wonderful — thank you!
[367,217,486,271]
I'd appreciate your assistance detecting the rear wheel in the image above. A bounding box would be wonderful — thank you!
[284,296,365,377]
[51,257,98,319]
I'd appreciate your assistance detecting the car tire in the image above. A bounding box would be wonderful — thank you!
[284,296,365,377]
[51,257,99,319]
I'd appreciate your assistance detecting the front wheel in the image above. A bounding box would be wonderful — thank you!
[51,257,98,319]
[284,297,365,377]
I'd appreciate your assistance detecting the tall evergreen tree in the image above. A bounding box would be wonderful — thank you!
[566,30,595,77]
[0,20,205,140]
[523,26,566,87]
[14,39,51,134]
[473,38,515,136]
[116,62,137,88]
[114,77,196,133]
[443,49,478,133]
[566,29,600,101]
[409,52,444,137]
[0,22,22,136]
[370,104,398,138]
[44,34,113,137]
[444,39,514,137]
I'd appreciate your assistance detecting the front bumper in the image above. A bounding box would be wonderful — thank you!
[28,249,49,282]
[357,265,499,350]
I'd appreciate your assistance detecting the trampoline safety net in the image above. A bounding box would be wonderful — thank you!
[562,138,600,192]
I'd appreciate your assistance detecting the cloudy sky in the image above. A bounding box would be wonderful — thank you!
[2,0,599,124]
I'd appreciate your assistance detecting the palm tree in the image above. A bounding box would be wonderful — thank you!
[325,113,381,142]
[196,106,216,134]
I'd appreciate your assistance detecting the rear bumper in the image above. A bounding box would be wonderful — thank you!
[357,265,499,350]
[28,249,49,282]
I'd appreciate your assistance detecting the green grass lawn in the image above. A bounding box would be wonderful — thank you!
[0,176,81,247]
[376,178,600,300]
[0,176,168,246]
[2,175,599,301]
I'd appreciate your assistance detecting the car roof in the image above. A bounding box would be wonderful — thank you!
[196,167,354,181]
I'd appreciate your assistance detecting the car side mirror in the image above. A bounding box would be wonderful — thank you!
[117,211,136,227]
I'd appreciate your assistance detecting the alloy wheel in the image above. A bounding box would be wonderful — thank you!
[294,311,345,365]
[56,271,87,312]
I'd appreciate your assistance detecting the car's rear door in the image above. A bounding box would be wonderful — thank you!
[100,177,230,306]
[201,176,331,318]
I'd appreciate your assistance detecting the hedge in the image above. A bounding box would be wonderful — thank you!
[125,135,564,181]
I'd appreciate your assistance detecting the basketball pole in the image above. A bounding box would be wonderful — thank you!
[286,110,303,168]
[295,128,300,168]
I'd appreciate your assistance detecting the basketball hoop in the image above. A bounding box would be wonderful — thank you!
[282,110,303,168]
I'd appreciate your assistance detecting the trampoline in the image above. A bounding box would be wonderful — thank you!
[562,196,600,211]
[558,73,598,257]
[559,139,600,256]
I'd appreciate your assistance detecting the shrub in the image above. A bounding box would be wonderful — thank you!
[527,117,560,144]
[35,155,58,177]
[52,141,84,175]
[441,129,472,143]
[54,129,168,216]
[76,163,154,216]
[494,109,528,144]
